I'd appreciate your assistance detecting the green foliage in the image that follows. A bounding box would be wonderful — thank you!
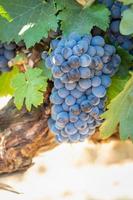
[56,0,110,35]
[0,5,12,21]
[116,48,133,78]
[0,67,19,96]
[38,61,52,80]
[100,73,133,140]
[0,0,109,47]
[106,48,132,102]
[11,68,48,111]
[120,6,133,35]
[107,75,129,103]
[0,0,58,48]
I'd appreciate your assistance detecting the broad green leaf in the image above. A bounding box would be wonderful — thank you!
[55,0,110,35]
[118,0,133,5]
[107,75,129,102]
[11,68,47,111]
[116,48,133,77]
[100,73,133,140]
[120,6,133,35]
[0,0,58,48]
[0,67,19,96]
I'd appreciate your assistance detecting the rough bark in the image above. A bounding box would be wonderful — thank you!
[0,86,57,174]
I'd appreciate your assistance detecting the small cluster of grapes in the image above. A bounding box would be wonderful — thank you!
[98,0,133,53]
[0,42,16,72]
[42,32,121,143]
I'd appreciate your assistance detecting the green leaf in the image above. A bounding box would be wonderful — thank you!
[100,73,133,140]
[11,68,47,111]
[37,61,52,80]
[56,0,110,35]
[107,75,129,102]
[120,6,133,35]
[0,5,12,21]
[118,0,133,5]
[0,0,58,48]
[0,67,19,96]
[116,48,133,77]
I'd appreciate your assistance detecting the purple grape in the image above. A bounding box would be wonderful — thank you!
[52,54,64,65]
[80,100,93,113]
[50,91,64,104]
[65,95,76,106]
[56,112,69,126]
[61,61,71,73]
[68,55,80,68]
[91,76,101,87]
[65,82,77,90]
[61,47,72,59]
[69,104,80,115]
[4,42,16,50]
[92,85,106,98]
[95,46,104,57]
[0,56,8,68]
[54,79,64,89]
[91,36,105,46]
[101,75,111,87]
[74,120,87,131]
[80,54,92,67]
[58,87,69,98]
[79,67,91,79]
[4,50,15,60]
[52,65,63,78]
[79,78,91,89]
[68,68,80,82]
[65,123,77,135]
[71,88,83,98]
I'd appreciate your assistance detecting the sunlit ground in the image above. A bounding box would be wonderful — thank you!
[0,98,133,200]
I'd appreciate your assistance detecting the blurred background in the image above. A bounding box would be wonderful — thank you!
[0,97,133,200]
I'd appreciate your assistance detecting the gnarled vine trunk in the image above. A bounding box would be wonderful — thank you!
[0,86,57,174]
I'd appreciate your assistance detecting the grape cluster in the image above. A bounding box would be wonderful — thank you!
[42,32,121,143]
[98,0,133,53]
[0,42,16,72]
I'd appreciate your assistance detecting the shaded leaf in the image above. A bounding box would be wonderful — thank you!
[56,0,110,35]
[116,47,133,77]
[0,0,58,48]
[100,73,133,140]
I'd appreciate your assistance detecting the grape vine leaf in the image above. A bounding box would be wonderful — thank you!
[116,48,133,77]
[120,6,133,35]
[0,0,58,48]
[55,0,110,35]
[100,73,133,140]
[107,75,129,103]
[11,68,47,111]
[0,67,19,96]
